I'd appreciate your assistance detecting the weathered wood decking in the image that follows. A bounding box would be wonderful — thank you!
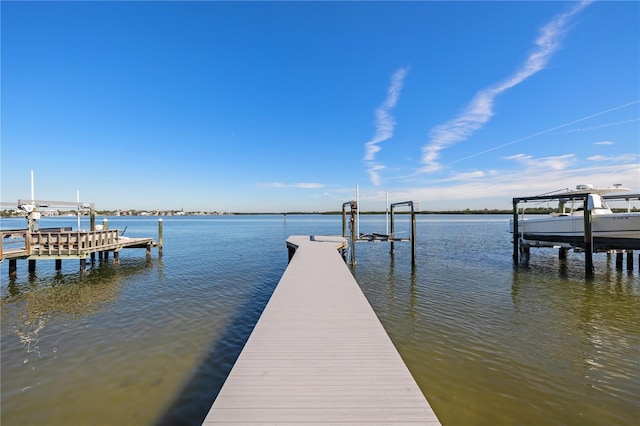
[1,229,156,261]
[203,235,440,425]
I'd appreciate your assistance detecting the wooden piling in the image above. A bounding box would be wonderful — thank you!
[158,218,163,255]
[9,259,17,276]
[55,259,62,270]
[627,250,634,271]
[616,252,624,269]
[559,248,568,260]
[28,259,36,273]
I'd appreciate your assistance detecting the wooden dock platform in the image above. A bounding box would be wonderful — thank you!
[203,235,440,425]
[1,229,155,260]
[1,227,159,275]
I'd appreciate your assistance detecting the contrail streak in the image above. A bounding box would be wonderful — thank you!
[447,100,640,166]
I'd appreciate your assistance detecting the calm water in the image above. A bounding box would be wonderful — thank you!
[1,215,638,425]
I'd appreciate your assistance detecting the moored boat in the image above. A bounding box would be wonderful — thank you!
[510,184,640,251]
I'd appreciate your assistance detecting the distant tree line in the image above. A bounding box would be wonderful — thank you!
[1,206,637,218]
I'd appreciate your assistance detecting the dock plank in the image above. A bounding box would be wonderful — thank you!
[203,235,440,425]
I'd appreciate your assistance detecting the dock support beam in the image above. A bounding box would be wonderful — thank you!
[627,250,634,271]
[55,259,62,270]
[80,258,87,271]
[28,259,36,273]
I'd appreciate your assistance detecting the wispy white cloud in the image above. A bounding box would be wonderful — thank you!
[588,153,638,162]
[364,67,409,185]
[505,153,576,170]
[262,182,325,189]
[420,0,592,173]
[368,162,639,210]
[444,170,488,181]
[594,140,615,145]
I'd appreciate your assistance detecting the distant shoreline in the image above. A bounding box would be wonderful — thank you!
[2,208,637,218]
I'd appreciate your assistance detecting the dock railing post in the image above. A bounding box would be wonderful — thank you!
[512,199,519,264]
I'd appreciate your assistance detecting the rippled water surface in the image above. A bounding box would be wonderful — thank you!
[1,215,638,425]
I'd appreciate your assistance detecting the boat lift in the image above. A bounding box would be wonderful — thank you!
[341,200,418,267]
[512,191,639,278]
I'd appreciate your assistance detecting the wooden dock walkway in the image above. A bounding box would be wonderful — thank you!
[203,235,440,425]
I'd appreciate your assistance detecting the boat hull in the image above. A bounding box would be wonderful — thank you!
[511,213,640,250]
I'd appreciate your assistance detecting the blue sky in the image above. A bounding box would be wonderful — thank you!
[2,1,638,212]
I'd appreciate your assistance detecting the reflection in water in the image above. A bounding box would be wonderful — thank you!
[1,259,157,376]
[509,256,639,424]
[2,259,155,320]
[355,224,639,425]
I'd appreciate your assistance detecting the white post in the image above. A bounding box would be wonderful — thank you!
[77,190,81,231]
[385,192,389,235]
[30,170,35,202]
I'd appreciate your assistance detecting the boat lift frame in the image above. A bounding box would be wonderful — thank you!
[341,200,417,267]
[512,192,639,278]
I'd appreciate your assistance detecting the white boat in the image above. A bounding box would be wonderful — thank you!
[511,185,640,251]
